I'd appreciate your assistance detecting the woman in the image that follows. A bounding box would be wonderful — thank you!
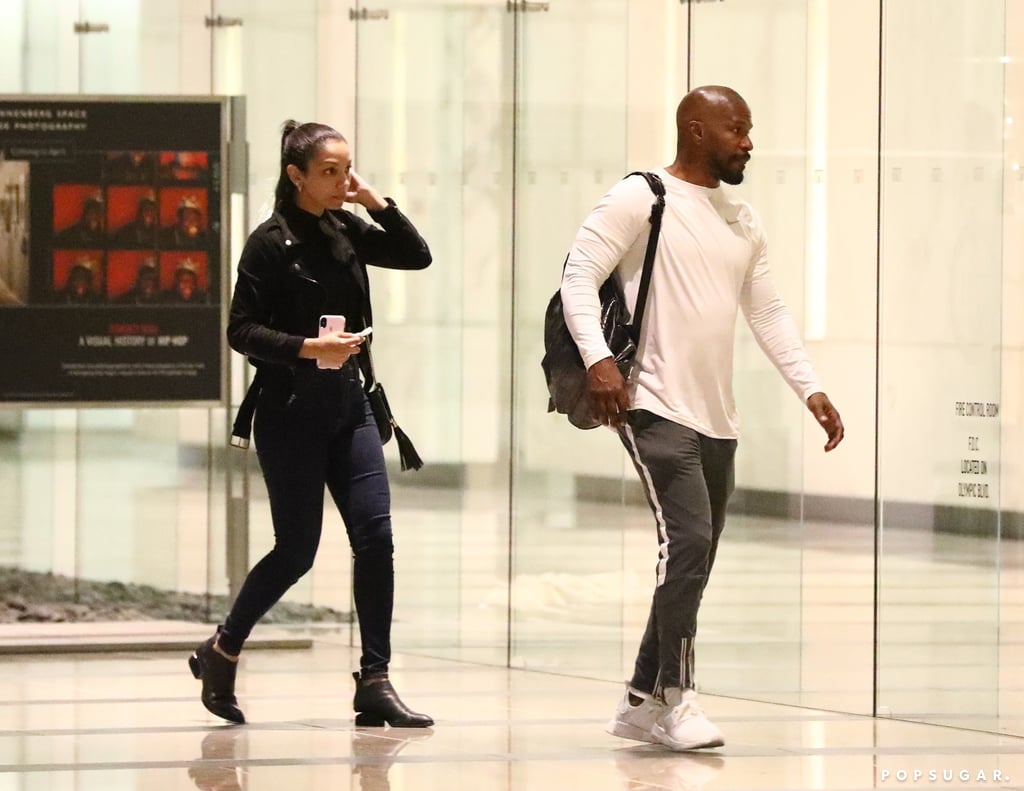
[188,121,433,728]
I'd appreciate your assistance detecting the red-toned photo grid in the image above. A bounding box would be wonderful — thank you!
[107,251,156,300]
[158,251,208,290]
[159,187,209,229]
[107,186,157,234]
[52,250,105,292]
[52,184,104,233]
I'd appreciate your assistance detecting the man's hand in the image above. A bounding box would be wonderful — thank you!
[806,392,844,452]
[587,357,630,428]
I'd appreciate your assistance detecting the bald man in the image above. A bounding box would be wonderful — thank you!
[561,86,844,751]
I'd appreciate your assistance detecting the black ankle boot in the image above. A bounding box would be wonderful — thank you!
[352,671,433,728]
[188,631,245,724]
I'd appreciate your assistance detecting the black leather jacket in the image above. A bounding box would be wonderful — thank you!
[227,198,431,370]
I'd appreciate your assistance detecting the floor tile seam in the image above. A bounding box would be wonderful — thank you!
[772,745,1024,756]
[873,712,1024,719]
[0,729,1015,758]
[0,712,889,737]
[0,752,558,773]
[0,687,543,706]
[0,696,198,707]
[0,722,322,737]
[700,692,1023,724]
[0,697,894,720]
[3,746,1024,775]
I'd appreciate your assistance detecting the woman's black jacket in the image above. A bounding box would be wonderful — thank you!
[226,199,431,370]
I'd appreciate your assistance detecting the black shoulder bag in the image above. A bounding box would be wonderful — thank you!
[541,171,665,430]
[358,336,424,471]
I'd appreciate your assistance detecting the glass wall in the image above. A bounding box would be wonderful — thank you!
[0,0,1020,739]
[1002,0,1024,740]
[510,0,634,680]
[351,0,514,665]
[0,0,229,620]
[876,0,1019,735]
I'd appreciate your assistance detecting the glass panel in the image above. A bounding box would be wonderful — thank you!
[74,409,214,598]
[214,0,337,614]
[0,1,225,616]
[0,2,224,621]
[0,410,72,579]
[217,0,317,221]
[1002,1,1024,739]
[878,0,1005,731]
[687,0,811,707]
[0,1,28,93]
[687,0,878,712]
[511,0,634,680]
[77,0,209,95]
[0,2,71,616]
[797,0,881,715]
[19,0,79,94]
[354,0,513,664]
[78,0,153,95]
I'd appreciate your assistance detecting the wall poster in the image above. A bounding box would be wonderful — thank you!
[0,97,228,404]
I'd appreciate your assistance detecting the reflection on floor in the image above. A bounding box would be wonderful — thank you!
[2,419,1021,750]
[1,638,1022,790]
[383,480,1024,738]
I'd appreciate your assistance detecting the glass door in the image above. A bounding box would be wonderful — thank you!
[684,0,880,713]
[0,1,227,606]
[355,0,515,665]
[510,0,637,680]
[876,0,1007,733]
[212,0,339,611]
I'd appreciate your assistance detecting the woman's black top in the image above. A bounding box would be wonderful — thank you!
[227,198,431,372]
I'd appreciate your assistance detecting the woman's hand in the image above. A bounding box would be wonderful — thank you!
[346,169,388,212]
[299,331,365,368]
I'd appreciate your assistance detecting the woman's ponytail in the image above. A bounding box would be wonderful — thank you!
[274,120,302,209]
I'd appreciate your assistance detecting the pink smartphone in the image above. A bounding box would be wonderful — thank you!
[317,314,346,369]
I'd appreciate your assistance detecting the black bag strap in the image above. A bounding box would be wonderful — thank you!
[623,171,666,342]
[357,321,378,393]
[229,366,262,449]
[559,171,665,339]
[354,319,424,471]
[345,302,380,393]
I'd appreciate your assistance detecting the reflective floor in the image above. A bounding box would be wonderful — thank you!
[1,636,1022,790]
[3,418,1023,787]
[4,414,1023,729]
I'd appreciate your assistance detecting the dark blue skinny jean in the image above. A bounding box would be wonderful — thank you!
[219,362,394,677]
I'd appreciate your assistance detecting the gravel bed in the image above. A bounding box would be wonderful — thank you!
[0,567,351,625]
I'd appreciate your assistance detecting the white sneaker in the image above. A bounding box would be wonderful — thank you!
[606,684,665,744]
[652,688,724,751]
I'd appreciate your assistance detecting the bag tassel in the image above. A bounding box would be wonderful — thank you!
[393,424,424,471]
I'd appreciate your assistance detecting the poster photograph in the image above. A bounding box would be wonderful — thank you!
[0,97,227,404]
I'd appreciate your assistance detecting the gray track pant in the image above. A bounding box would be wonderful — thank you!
[619,409,737,693]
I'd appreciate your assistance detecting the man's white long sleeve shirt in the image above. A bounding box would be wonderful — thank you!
[560,168,821,439]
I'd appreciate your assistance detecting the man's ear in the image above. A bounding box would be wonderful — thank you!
[688,120,705,146]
